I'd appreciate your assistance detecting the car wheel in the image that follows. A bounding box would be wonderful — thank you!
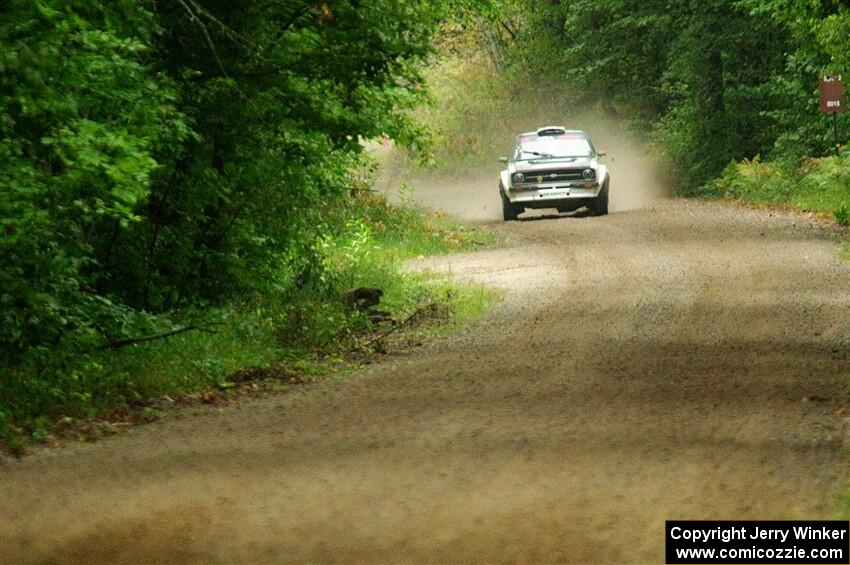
[590,181,609,216]
[501,191,520,221]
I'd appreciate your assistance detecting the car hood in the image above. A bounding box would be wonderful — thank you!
[512,157,596,172]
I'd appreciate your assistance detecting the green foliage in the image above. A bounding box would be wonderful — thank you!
[0,1,454,362]
[0,0,500,444]
[711,153,850,223]
[836,202,850,227]
[0,1,188,361]
[0,190,495,444]
[493,0,850,187]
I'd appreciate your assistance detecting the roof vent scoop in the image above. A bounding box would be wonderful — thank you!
[536,126,567,136]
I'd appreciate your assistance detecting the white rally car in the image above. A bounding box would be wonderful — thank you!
[499,126,609,221]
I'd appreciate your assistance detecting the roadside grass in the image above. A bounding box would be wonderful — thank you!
[0,193,497,455]
[708,154,850,225]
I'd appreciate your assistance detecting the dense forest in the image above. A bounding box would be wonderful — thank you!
[0,0,490,440]
[480,0,849,213]
[1,0,441,358]
[1,0,847,443]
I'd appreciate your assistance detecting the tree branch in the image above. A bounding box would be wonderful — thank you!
[500,20,517,40]
[360,302,439,349]
[97,324,220,351]
[187,0,260,52]
[262,2,316,56]
[176,0,231,80]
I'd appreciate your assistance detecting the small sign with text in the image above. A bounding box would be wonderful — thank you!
[820,75,846,113]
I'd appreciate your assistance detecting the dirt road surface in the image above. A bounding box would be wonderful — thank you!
[2,197,849,563]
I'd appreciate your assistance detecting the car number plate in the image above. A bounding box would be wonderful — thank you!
[535,189,569,199]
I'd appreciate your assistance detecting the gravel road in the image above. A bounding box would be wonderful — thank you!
[1,199,848,564]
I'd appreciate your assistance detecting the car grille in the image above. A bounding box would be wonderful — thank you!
[516,169,586,183]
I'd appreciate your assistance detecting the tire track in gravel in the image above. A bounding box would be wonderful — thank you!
[1,199,848,564]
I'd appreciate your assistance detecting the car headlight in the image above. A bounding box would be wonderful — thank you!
[582,168,596,181]
[511,172,525,184]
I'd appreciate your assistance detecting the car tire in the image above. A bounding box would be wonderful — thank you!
[501,191,520,221]
[590,181,609,216]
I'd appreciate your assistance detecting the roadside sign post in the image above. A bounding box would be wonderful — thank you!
[819,75,846,155]
[834,113,839,154]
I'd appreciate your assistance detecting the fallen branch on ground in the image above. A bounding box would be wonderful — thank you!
[359,302,441,350]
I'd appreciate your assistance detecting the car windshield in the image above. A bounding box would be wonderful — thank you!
[515,134,592,161]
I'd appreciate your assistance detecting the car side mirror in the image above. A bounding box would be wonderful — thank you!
[597,151,607,157]
[498,157,508,163]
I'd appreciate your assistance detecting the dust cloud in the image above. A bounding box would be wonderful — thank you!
[370,114,668,222]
